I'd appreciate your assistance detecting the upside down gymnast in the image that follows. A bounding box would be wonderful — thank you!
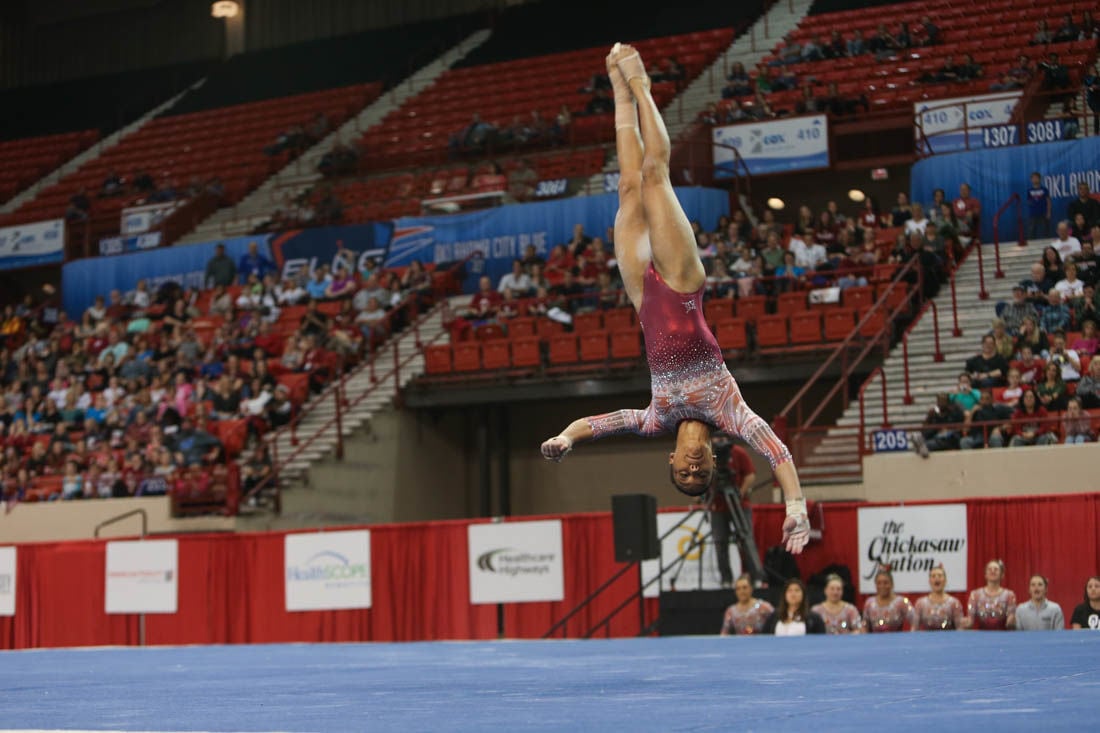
[539,44,811,554]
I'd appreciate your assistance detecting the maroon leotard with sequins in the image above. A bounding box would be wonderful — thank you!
[583,264,792,468]
[967,587,1017,630]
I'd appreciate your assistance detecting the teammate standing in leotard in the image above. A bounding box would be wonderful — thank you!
[540,44,810,554]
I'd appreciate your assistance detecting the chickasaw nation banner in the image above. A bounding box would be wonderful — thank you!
[857,505,967,594]
[641,512,742,599]
[0,546,14,616]
[105,539,178,614]
[285,530,372,612]
[467,520,564,604]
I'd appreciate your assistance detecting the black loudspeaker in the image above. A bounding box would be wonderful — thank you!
[612,493,658,562]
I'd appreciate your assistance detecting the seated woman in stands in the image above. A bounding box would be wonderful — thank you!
[999,367,1025,408]
[1009,389,1057,447]
[1075,357,1100,408]
[1061,397,1093,444]
[720,574,774,635]
[912,566,968,631]
[1035,362,1068,411]
[762,579,825,636]
[968,559,1017,630]
[1071,319,1098,356]
[811,574,862,634]
[863,567,915,632]
[1015,318,1049,360]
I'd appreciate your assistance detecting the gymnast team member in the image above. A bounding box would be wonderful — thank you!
[539,43,810,554]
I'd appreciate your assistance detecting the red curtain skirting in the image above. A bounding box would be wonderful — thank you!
[2,493,1098,649]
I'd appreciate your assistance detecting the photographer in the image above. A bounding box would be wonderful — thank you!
[704,435,756,588]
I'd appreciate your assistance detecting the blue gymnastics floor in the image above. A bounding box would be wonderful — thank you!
[0,633,1096,732]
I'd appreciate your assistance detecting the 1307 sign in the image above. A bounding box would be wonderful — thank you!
[981,124,1018,149]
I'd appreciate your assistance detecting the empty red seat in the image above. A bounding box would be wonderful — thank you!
[511,337,541,367]
[604,307,635,331]
[573,312,603,333]
[715,318,748,350]
[842,286,874,311]
[508,317,537,339]
[481,340,510,370]
[610,328,641,359]
[857,307,887,338]
[548,334,578,364]
[424,344,452,374]
[704,298,734,324]
[824,309,856,341]
[735,295,767,322]
[756,315,788,348]
[776,292,808,316]
[789,312,822,344]
[579,331,609,362]
[452,342,481,371]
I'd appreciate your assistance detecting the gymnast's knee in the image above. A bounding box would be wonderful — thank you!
[618,171,643,201]
[640,156,670,188]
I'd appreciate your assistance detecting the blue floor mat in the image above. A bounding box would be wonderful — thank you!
[0,632,1096,732]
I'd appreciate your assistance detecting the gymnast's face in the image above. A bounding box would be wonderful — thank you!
[668,440,714,496]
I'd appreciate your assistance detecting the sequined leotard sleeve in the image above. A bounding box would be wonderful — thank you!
[585,264,792,469]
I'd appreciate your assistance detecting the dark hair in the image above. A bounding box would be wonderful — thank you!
[777,578,809,621]
[1084,576,1100,602]
[1029,574,1048,588]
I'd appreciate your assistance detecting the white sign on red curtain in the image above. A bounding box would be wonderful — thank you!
[105,539,178,614]
[640,512,742,599]
[285,530,371,611]
[467,520,564,604]
[857,505,968,594]
[0,546,15,616]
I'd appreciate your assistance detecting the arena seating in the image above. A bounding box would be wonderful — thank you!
[0,84,380,229]
[361,30,733,171]
[719,0,1097,118]
[0,130,98,204]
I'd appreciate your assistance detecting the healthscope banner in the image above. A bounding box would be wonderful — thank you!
[467,520,564,604]
[105,539,178,614]
[62,221,392,317]
[640,511,741,599]
[0,218,65,271]
[285,530,372,612]
[121,201,183,235]
[913,92,1021,155]
[0,546,14,616]
[388,188,729,291]
[712,115,829,177]
[856,504,967,594]
[910,135,1100,244]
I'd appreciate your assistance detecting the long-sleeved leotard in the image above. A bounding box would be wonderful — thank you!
[583,264,792,469]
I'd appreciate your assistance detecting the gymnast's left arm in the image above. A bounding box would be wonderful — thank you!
[540,409,653,462]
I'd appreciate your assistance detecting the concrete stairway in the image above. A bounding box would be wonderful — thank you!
[797,240,1047,482]
[178,29,492,245]
[0,78,208,215]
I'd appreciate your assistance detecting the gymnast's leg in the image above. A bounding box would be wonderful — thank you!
[607,45,650,310]
[614,45,705,294]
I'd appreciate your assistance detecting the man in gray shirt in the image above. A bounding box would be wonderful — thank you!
[1015,574,1065,630]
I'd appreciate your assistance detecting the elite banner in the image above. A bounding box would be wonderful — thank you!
[285,530,372,612]
[640,511,741,599]
[857,504,968,594]
[104,539,178,614]
[467,520,564,604]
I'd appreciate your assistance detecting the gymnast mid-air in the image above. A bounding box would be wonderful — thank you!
[540,43,810,554]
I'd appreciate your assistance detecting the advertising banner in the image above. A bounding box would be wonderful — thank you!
[285,530,372,612]
[857,504,967,594]
[640,511,742,599]
[99,232,162,256]
[468,520,564,604]
[105,539,178,614]
[713,115,829,177]
[121,201,183,235]
[388,188,729,290]
[910,136,1100,243]
[914,92,1021,154]
[0,218,65,271]
[0,546,14,617]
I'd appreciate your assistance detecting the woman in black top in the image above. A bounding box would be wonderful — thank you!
[762,578,826,636]
[1071,576,1100,630]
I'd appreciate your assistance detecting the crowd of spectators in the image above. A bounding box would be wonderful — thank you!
[66,171,225,222]
[722,562,1100,634]
[448,108,572,158]
[911,180,1100,455]
[0,243,436,508]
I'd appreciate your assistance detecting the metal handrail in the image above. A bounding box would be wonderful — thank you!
[93,508,148,539]
[858,367,889,456]
[992,192,1024,278]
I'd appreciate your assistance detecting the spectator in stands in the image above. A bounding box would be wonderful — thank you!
[1084,63,1100,136]
[466,275,502,321]
[66,187,91,221]
[720,574,774,635]
[1040,290,1071,334]
[297,300,329,340]
[904,203,929,237]
[584,88,614,116]
[788,230,827,270]
[305,268,331,300]
[355,297,388,344]
[1071,577,1100,629]
[1081,12,1099,42]
[887,193,911,228]
[1068,183,1100,231]
[652,56,685,84]
[774,33,802,66]
[275,276,306,306]
[795,84,822,115]
[918,15,940,46]
[1009,389,1056,447]
[748,90,775,119]
[930,54,962,83]
[324,268,356,301]
[951,372,982,413]
[1071,318,1098,356]
[812,574,862,634]
[968,559,1017,630]
[204,244,237,289]
[774,252,806,293]
[1061,396,1093,444]
[238,242,275,283]
[498,259,532,295]
[846,28,866,56]
[1031,19,1053,46]
[800,36,824,62]
[762,579,825,635]
[868,23,898,58]
[1053,12,1080,43]
[723,62,753,98]
[1036,362,1068,411]
[960,388,1011,449]
[1025,171,1053,240]
[956,53,983,82]
[1054,262,1085,300]
[913,567,967,630]
[1048,331,1082,380]
[1040,53,1071,90]
[99,170,124,198]
[990,318,1014,359]
[131,170,155,193]
[953,184,981,238]
[1071,212,1091,240]
[911,393,964,457]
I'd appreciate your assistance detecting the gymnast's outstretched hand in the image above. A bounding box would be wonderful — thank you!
[782,510,811,555]
[540,435,574,462]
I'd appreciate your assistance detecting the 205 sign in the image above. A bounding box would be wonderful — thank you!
[872,429,910,453]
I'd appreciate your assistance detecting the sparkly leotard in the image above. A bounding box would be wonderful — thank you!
[913,594,966,630]
[863,595,915,632]
[967,587,1017,630]
[584,264,793,468]
[811,601,862,634]
[721,599,775,635]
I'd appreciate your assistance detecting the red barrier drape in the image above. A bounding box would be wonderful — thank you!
[2,493,1098,649]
